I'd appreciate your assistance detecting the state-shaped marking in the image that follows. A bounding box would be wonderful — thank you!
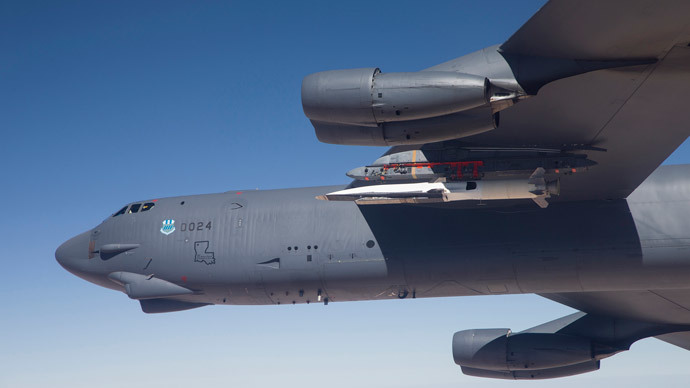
[194,241,216,265]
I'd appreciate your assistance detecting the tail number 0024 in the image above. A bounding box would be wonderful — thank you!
[180,221,212,232]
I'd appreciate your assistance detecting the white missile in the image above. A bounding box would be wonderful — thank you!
[317,168,559,208]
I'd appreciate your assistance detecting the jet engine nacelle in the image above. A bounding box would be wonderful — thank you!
[302,68,489,126]
[460,360,600,380]
[302,68,501,146]
[452,329,594,372]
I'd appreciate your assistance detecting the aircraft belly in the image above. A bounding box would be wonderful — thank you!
[237,186,690,305]
[356,196,690,298]
[629,168,690,265]
[621,166,690,290]
[246,180,690,303]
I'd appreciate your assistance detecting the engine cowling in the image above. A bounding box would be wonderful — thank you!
[452,329,594,371]
[302,68,489,125]
[460,360,600,380]
[301,68,500,146]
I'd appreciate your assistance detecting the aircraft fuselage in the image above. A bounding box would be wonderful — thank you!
[56,165,690,310]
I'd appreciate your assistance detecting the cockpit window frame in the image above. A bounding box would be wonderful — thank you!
[112,202,156,218]
[112,206,128,217]
[141,202,155,212]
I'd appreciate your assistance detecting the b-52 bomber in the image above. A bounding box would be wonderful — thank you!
[57,0,690,380]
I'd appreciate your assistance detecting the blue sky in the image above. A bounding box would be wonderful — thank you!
[3,1,690,387]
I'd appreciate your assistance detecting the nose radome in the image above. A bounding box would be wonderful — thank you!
[55,230,92,270]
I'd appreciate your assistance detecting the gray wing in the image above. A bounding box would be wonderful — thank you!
[657,332,690,350]
[500,0,690,60]
[473,47,690,202]
[458,1,690,340]
[411,0,690,202]
[541,290,690,350]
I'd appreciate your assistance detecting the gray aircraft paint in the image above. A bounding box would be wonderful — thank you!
[57,165,690,306]
[55,0,690,379]
[56,165,690,379]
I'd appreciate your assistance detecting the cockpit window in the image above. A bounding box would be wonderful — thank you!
[112,202,156,217]
[113,206,128,217]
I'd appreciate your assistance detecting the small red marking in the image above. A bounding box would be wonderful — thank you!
[555,169,560,174]
[381,176,385,180]
[571,168,577,173]
[181,276,187,282]
[364,177,369,181]
[381,160,484,180]
[152,199,158,202]
[236,192,242,195]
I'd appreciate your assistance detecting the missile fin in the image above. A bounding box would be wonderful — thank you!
[532,196,549,209]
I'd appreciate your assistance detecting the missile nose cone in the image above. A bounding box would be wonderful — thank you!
[346,167,366,179]
[55,230,91,272]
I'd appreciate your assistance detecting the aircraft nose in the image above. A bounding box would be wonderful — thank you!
[55,230,92,271]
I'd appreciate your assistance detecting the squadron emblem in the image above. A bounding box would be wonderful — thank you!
[160,219,176,235]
